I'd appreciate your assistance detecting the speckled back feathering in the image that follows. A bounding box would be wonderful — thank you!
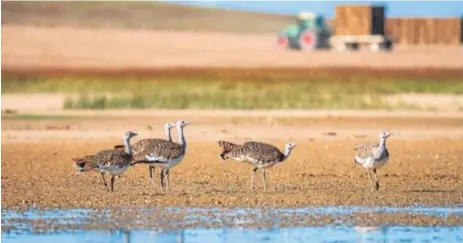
[354,132,392,168]
[73,155,97,172]
[354,144,389,164]
[218,140,239,159]
[131,138,170,155]
[218,140,285,165]
[131,122,174,156]
[131,120,189,166]
[131,139,185,164]
[73,145,125,172]
[91,148,133,170]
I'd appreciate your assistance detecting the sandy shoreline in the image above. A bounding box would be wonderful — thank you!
[2,112,462,210]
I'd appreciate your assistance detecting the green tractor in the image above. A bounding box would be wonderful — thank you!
[278,12,331,51]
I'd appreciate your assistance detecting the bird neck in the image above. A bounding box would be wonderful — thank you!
[177,126,186,148]
[379,138,387,148]
[123,137,132,155]
[165,127,172,142]
[282,147,292,161]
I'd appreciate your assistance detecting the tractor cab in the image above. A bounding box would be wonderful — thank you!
[278,12,331,51]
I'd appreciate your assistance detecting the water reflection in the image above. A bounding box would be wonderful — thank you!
[3,226,462,243]
[2,206,462,243]
[355,226,387,243]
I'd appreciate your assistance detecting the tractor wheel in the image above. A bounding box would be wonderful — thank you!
[277,35,288,49]
[299,30,318,51]
[380,40,393,52]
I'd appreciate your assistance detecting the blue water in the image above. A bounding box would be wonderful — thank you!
[3,206,462,220]
[3,227,463,243]
[2,206,463,243]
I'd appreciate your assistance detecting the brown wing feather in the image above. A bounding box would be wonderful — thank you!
[113,144,125,152]
[244,141,283,163]
[131,140,184,163]
[354,144,378,159]
[73,144,128,171]
[244,141,280,153]
[73,155,98,172]
[218,140,239,152]
[91,149,132,168]
[132,138,171,154]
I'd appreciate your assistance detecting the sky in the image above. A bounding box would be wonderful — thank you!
[169,1,463,18]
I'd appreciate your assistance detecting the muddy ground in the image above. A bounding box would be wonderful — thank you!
[2,110,462,210]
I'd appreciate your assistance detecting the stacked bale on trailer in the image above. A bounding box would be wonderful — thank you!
[331,5,392,52]
[334,5,385,36]
[386,18,462,45]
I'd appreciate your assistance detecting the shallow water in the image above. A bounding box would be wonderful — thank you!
[3,226,463,243]
[2,206,462,243]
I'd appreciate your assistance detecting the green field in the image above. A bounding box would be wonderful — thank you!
[3,69,462,110]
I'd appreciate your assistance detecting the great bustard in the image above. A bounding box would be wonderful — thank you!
[72,145,125,188]
[218,140,297,190]
[131,120,190,191]
[131,122,175,185]
[354,131,392,191]
[88,131,138,192]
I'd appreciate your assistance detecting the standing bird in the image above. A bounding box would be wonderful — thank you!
[72,145,125,187]
[354,131,393,191]
[132,122,175,184]
[88,131,138,192]
[218,140,297,190]
[131,120,190,191]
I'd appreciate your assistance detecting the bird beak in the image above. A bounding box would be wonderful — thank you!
[386,132,393,138]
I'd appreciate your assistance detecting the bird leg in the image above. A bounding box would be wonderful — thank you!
[367,169,375,191]
[251,167,258,190]
[149,166,156,184]
[110,175,115,192]
[100,172,108,188]
[165,169,170,192]
[373,169,380,191]
[160,169,165,192]
[261,169,267,191]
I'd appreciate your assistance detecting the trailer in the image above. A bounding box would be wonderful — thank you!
[330,34,393,52]
[278,5,394,52]
[332,5,393,52]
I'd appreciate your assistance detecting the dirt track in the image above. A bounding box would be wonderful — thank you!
[2,111,462,209]
[3,25,463,70]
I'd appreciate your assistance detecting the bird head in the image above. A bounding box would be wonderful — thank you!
[165,122,175,130]
[124,131,138,140]
[380,131,393,140]
[285,142,297,151]
[176,120,190,128]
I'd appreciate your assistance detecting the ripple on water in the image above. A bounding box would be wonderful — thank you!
[2,206,463,243]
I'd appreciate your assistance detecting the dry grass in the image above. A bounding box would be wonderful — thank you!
[3,71,462,110]
[1,1,294,33]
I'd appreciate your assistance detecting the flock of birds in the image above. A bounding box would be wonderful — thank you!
[73,120,393,192]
